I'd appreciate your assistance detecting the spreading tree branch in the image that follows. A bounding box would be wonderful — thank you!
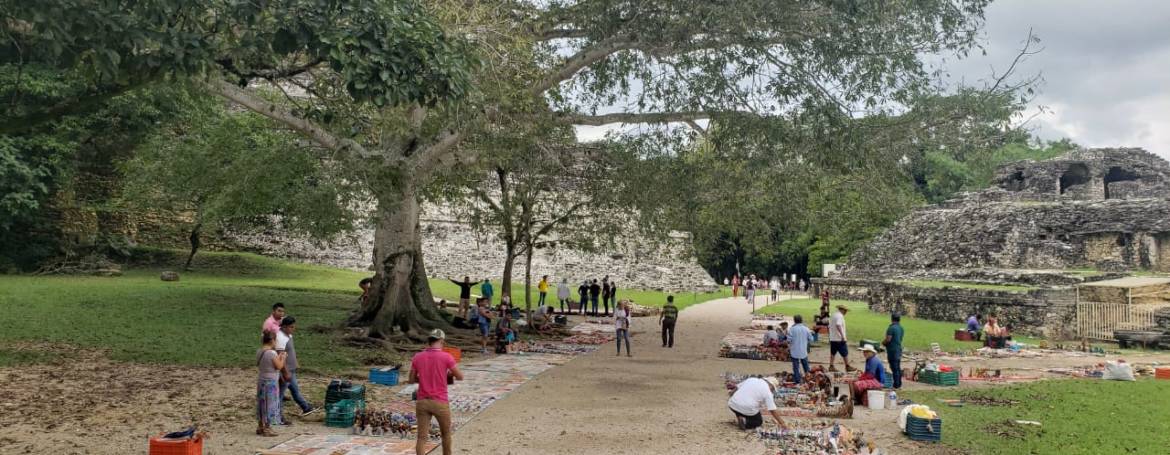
[557,111,729,126]
[203,77,376,159]
[530,36,636,95]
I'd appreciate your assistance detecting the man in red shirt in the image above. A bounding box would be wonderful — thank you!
[410,329,464,455]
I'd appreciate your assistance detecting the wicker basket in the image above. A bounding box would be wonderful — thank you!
[905,415,942,442]
[918,370,959,386]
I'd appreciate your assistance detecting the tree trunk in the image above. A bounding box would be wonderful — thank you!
[524,241,534,321]
[184,223,202,271]
[501,239,516,302]
[347,184,448,339]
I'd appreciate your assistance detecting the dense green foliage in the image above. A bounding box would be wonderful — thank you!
[903,379,1170,455]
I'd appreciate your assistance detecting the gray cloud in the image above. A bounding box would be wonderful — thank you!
[942,0,1170,158]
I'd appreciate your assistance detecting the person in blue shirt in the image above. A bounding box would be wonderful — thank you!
[787,315,814,384]
[966,314,982,340]
[852,344,886,405]
[480,279,494,305]
[882,313,905,389]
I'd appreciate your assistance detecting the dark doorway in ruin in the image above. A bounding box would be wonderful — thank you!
[1005,171,1026,191]
[1059,163,1091,194]
[1103,166,1140,199]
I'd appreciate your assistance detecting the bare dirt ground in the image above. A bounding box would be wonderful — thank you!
[451,297,1170,455]
[4,302,1168,455]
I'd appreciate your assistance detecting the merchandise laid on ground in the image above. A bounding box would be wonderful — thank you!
[563,318,623,344]
[722,371,854,419]
[265,339,596,454]
[750,315,792,329]
[757,421,880,455]
[719,328,792,360]
[626,303,660,317]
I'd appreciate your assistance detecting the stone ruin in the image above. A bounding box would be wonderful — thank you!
[814,148,1170,343]
[227,202,718,293]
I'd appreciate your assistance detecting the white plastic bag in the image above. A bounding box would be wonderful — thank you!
[1102,361,1135,381]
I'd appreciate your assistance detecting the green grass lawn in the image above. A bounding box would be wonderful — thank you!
[754,299,1035,352]
[900,280,1038,292]
[0,249,729,372]
[901,379,1170,455]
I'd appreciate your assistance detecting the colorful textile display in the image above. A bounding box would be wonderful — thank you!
[719,329,790,361]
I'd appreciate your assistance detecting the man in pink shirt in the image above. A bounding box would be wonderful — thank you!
[262,303,285,335]
[410,329,463,455]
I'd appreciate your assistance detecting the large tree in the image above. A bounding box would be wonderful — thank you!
[4,0,996,338]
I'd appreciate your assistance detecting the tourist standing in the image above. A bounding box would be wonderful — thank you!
[589,279,601,316]
[609,281,618,308]
[475,298,492,354]
[828,305,854,372]
[727,376,787,430]
[787,315,813,383]
[615,300,632,356]
[659,295,679,348]
[731,275,740,297]
[537,275,549,306]
[577,280,589,315]
[882,313,905,389]
[769,277,780,302]
[480,279,494,305]
[601,276,612,316]
[256,331,286,437]
[745,275,757,304]
[410,329,464,455]
[557,278,571,313]
[275,317,317,420]
[448,276,481,320]
[263,303,285,335]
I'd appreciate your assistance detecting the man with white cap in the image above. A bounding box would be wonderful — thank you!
[409,329,464,455]
[851,344,886,406]
[727,376,788,430]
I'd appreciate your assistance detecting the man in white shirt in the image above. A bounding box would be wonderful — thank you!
[727,376,787,430]
[828,305,854,372]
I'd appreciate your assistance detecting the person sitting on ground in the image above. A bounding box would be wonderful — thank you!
[496,310,516,354]
[727,376,788,430]
[256,331,287,437]
[984,314,1010,348]
[777,322,790,341]
[263,303,285,335]
[966,313,983,340]
[533,306,555,333]
[851,344,886,406]
[763,325,781,347]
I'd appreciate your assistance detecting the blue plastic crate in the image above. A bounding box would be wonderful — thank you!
[905,415,942,442]
[369,366,400,386]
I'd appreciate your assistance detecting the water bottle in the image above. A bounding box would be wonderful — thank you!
[887,390,897,410]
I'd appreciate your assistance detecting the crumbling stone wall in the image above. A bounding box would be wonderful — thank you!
[866,282,1077,339]
[227,203,718,292]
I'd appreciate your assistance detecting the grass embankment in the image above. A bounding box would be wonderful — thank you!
[754,299,1036,352]
[902,379,1170,455]
[0,250,726,371]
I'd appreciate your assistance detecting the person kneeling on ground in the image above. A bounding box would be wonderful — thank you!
[727,376,787,430]
[533,306,555,333]
[410,329,464,455]
[851,344,886,406]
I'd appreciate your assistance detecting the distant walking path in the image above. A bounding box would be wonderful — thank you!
[451,296,804,454]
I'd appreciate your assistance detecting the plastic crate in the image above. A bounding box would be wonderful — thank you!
[442,346,462,363]
[905,415,942,442]
[148,434,203,455]
[1156,367,1170,380]
[918,370,959,386]
[369,366,400,386]
[325,399,365,428]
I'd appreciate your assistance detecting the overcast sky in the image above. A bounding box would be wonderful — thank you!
[576,0,1170,159]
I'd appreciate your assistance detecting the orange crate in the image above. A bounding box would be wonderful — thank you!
[148,434,203,455]
[442,346,462,363]
[1156,367,1170,380]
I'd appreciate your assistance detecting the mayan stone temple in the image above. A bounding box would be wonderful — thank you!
[815,148,1170,346]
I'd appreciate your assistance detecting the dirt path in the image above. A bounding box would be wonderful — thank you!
[450,296,797,454]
